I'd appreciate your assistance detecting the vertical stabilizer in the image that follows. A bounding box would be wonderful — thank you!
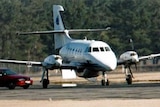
[53,5,72,49]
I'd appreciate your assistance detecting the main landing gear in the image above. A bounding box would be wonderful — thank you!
[101,72,109,86]
[41,68,50,88]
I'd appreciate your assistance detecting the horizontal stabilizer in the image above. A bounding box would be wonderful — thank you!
[16,30,65,35]
[17,27,111,35]
[68,27,111,34]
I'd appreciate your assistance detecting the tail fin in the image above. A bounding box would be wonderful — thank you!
[53,5,72,50]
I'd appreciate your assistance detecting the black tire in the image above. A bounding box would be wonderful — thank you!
[126,75,132,85]
[101,79,105,86]
[42,79,49,88]
[8,82,16,89]
[101,79,109,86]
[106,79,109,86]
[23,85,30,89]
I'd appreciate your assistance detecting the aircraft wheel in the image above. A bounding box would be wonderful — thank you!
[106,79,109,86]
[42,79,49,88]
[101,79,109,86]
[101,79,105,86]
[126,75,132,85]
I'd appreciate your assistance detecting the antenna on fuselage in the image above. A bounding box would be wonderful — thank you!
[84,36,87,40]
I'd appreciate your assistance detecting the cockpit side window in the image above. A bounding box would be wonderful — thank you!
[105,47,110,51]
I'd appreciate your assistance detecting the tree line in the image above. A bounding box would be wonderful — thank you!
[0,0,160,62]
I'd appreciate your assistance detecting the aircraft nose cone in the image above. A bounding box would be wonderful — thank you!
[132,55,139,62]
[135,56,139,62]
[91,52,117,71]
[103,52,117,70]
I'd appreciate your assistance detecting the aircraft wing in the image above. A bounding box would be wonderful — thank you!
[0,59,79,69]
[0,59,42,67]
[139,53,160,61]
[117,53,160,66]
[0,58,100,71]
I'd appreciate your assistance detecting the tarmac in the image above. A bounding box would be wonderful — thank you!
[1,70,160,107]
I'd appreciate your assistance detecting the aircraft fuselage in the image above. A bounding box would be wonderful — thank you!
[59,39,117,72]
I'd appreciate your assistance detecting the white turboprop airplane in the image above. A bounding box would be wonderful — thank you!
[118,50,160,84]
[0,5,117,88]
[117,39,160,84]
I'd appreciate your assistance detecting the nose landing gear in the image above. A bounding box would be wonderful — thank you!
[101,72,109,86]
[125,65,134,85]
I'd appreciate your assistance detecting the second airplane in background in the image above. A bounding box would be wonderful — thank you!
[118,50,160,84]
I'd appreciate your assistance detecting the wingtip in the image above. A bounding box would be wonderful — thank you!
[106,27,111,30]
[16,31,20,35]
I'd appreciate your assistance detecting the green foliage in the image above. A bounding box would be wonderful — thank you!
[0,0,160,60]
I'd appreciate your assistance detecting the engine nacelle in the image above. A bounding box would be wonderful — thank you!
[76,68,99,78]
[119,51,139,63]
[42,55,62,69]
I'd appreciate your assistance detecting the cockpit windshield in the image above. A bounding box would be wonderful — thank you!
[100,47,104,51]
[87,46,110,52]
[130,53,136,56]
[93,47,99,52]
